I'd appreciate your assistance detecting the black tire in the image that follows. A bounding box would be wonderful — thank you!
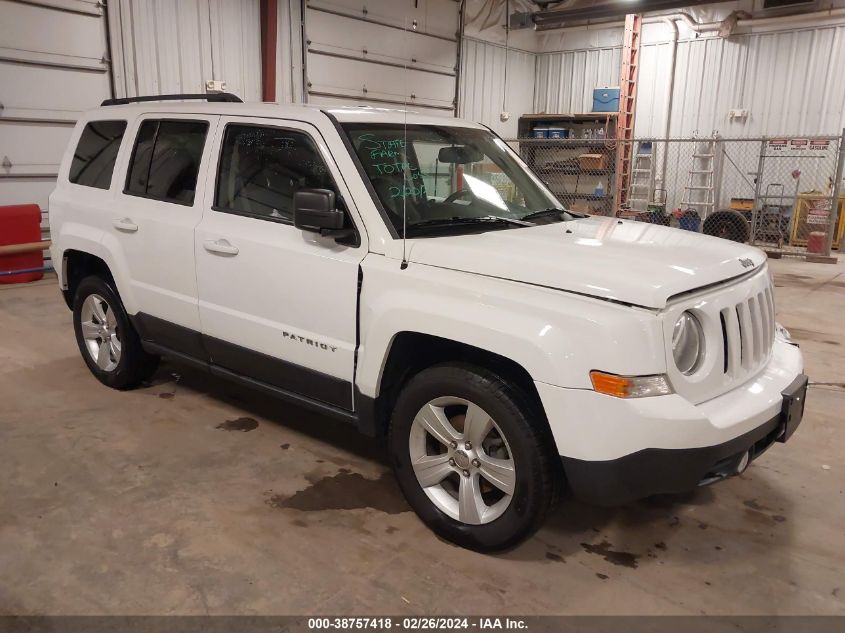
[388,363,560,552]
[702,211,750,243]
[72,275,159,390]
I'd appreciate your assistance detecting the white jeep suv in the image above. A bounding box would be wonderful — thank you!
[50,94,807,551]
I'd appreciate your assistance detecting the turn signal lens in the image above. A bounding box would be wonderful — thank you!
[590,371,674,398]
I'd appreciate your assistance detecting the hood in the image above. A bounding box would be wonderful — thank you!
[406,216,766,309]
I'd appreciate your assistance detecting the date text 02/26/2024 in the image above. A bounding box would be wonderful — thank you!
[307,617,528,630]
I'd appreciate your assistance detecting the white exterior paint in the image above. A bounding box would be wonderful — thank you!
[354,247,668,398]
[50,101,804,470]
[401,215,767,309]
[107,112,221,333]
[538,332,802,460]
[194,115,367,382]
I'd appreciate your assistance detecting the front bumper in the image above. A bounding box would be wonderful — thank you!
[536,338,805,505]
[560,399,794,506]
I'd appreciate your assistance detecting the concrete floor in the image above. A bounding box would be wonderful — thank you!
[1,258,843,616]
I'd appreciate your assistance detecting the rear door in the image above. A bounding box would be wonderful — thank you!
[109,114,218,356]
[194,117,367,409]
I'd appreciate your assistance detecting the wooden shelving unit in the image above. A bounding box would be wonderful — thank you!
[516,113,618,133]
[516,113,618,215]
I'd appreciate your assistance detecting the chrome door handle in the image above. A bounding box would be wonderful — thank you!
[203,238,239,256]
[112,218,138,232]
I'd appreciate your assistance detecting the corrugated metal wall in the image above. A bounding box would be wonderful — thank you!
[458,38,536,137]
[533,47,622,116]
[108,0,261,101]
[637,26,845,138]
[529,22,845,139]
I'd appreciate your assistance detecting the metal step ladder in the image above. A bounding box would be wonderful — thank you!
[627,141,655,212]
[681,135,719,217]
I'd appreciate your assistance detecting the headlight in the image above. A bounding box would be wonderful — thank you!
[672,312,704,375]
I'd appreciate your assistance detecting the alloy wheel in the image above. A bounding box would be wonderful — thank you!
[80,294,122,372]
[408,396,515,525]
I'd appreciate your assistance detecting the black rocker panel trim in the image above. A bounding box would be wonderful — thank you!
[210,364,357,425]
[132,312,209,362]
[132,312,354,411]
[203,335,353,410]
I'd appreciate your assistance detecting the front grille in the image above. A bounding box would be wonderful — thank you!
[665,267,776,404]
[718,284,775,377]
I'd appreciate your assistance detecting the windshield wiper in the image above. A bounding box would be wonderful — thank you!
[520,207,586,222]
[410,215,534,229]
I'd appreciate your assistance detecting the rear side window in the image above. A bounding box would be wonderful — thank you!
[69,120,127,189]
[125,119,209,205]
[214,124,335,223]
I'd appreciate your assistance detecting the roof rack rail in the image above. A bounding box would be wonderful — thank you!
[101,93,243,106]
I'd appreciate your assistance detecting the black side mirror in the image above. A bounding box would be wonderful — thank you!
[293,189,351,238]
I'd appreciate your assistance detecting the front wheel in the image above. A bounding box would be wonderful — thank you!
[389,363,559,551]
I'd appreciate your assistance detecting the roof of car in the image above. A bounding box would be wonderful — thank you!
[87,100,486,129]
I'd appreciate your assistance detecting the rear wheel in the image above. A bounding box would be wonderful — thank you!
[389,363,559,551]
[73,276,159,389]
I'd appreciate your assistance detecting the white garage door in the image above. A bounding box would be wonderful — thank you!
[0,0,111,242]
[304,0,460,115]
[107,0,261,102]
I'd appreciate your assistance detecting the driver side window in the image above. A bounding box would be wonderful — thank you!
[214,124,336,223]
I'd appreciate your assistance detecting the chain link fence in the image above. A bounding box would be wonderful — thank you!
[508,133,845,258]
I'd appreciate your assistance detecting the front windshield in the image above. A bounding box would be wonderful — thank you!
[342,123,563,237]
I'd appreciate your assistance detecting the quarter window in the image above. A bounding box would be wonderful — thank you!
[214,124,335,223]
[69,120,127,189]
[125,119,209,205]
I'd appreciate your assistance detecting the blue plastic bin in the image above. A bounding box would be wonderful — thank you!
[531,127,549,138]
[679,210,701,232]
[592,87,620,112]
[547,127,568,139]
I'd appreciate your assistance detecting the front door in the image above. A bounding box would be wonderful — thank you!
[194,117,366,410]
